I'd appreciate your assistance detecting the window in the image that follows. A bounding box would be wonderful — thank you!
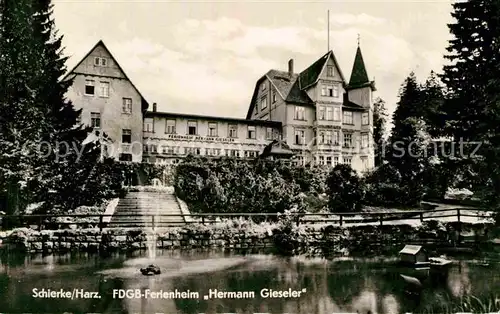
[144,118,154,132]
[296,156,305,166]
[343,157,352,165]
[295,129,305,145]
[322,84,339,97]
[121,129,131,143]
[272,91,277,103]
[361,133,369,148]
[327,66,334,77]
[208,122,218,136]
[94,57,107,67]
[332,84,339,97]
[185,147,201,155]
[318,156,325,165]
[261,97,267,110]
[266,127,273,140]
[119,153,132,161]
[85,80,95,95]
[326,156,332,166]
[206,148,217,156]
[334,107,341,121]
[247,125,256,139]
[165,119,176,134]
[319,131,326,144]
[333,130,340,145]
[122,98,132,114]
[361,157,368,170]
[343,111,353,124]
[334,156,339,166]
[318,106,325,120]
[188,121,197,135]
[244,150,258,158]
[99,82,109,97]
[294,106,305,120]
[228,124,238,138]
[226,149,240,157]
[262,82,266,91]
[362,112,369,125]
[326,107,333,120]
[325,130,333,144]
[344,133,353,147]
[91,112,101,128]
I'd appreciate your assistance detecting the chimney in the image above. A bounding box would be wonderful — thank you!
[152,103,157,112]
[288,59,294,76]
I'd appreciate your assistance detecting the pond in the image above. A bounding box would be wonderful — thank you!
[1,249,500,313]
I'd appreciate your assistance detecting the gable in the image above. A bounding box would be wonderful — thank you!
[73,43,126,79]
[298,51,347,90]
[318,56,343,82]
[64,40,150,112]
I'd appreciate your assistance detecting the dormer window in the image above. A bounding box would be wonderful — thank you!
[261,83,266,91]
[94,57,107,67]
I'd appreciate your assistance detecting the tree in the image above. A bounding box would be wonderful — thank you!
[373,97,388,166]
[0,0,47,215]
[0,0,109,217]
[440,0,500,212]
[327,164,364,212]
[388,73,431,204]
[422,71,445,137]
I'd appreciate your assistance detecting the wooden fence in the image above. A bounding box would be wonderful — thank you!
[0,208,494,231]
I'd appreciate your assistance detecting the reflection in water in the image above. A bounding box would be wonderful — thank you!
[447,261,471,297]
[0,250,499,313]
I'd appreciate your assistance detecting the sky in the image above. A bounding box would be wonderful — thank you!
[53,0,454,123]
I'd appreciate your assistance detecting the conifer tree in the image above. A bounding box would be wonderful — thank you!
[373,97,387,167]
[441,0,500,210]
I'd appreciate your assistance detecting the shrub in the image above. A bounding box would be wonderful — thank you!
[174,157,302,215]
[327,164,364,212]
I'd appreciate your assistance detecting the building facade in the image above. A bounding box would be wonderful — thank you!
[246,47,376,172]
[142,111,281,164]
[65,40,376,172]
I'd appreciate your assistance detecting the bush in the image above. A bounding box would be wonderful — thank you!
[327,164,364,212]
[174,157,304,215]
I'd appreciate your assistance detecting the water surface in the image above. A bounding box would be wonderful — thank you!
[1,249,499,313]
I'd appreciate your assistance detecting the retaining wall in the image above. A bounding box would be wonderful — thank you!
[0,221,496,255]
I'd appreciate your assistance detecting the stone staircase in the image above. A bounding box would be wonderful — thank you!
[109,189,186,228]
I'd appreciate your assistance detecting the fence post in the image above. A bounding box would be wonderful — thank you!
[457,208,461,245]
[379,215,383,226]
[99,215,103,232]
[420,212,424,222]
[39,217,43,231]
[152,216,155,230]
[202,216,205,225]
[339,215,343,227]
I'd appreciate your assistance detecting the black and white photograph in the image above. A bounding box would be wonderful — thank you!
[1,0,500,313]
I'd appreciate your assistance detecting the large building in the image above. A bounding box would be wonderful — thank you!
[246,48,376,171]
[65,40,376,172]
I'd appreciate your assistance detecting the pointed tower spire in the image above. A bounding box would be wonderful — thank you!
[349,38,370,88]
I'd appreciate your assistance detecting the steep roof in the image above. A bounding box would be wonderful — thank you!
[63,40,150,112]
[348,46,376,91]
[246,70,314,119]
[342,93,366,111]
[298,50,347,90]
